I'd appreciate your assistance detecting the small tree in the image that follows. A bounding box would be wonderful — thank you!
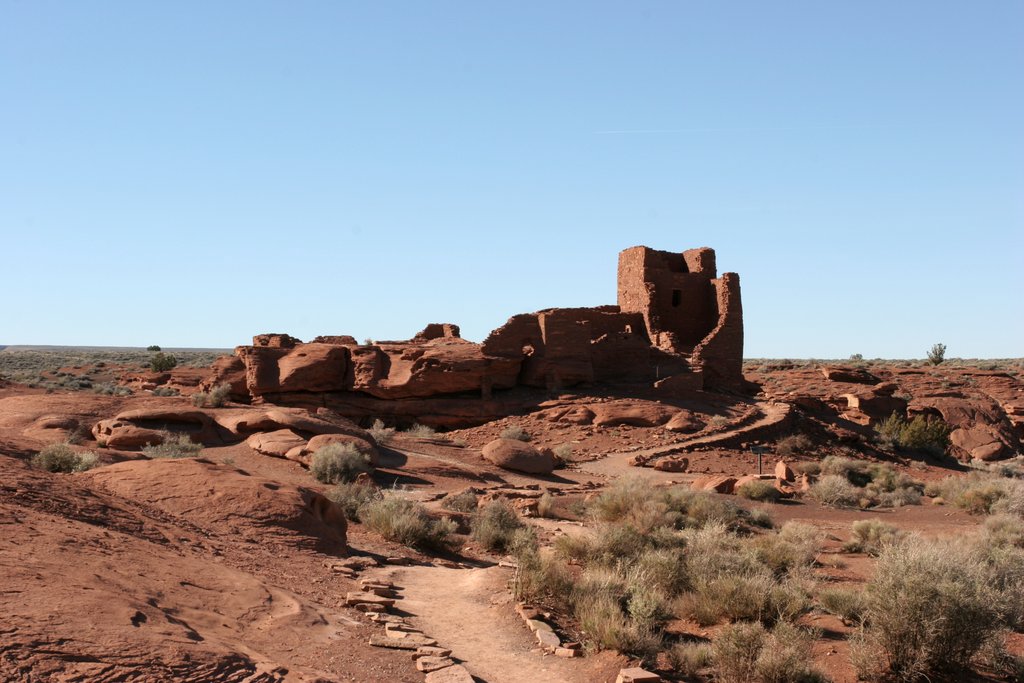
[927,343,946,366]
[150,352,178,372]
[146,345,161,352]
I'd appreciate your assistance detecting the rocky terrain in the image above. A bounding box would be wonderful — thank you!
[2,246,1022,683]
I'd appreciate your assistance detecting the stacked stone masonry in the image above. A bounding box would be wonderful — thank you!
[220,246,745,423]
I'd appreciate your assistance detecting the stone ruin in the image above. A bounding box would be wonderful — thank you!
[206,246,744,426]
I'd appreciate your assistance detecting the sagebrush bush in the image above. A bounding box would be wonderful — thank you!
[668,641,713,676]
[367,419,395,445]
[310,443,373,484]
[361,495,456,550]
[775,434,813,457]
[142,432,203,459]
[471,500,524,552]
[927,474,1024,515]
[191,383,231,408]
[404,423,436,438]
[808,474,861,507]
[737,479,782,502]
[712,621,825,683]
[499,425,531,442]
[441,488,479,512]
[151,386,180,397]
[325,481,382,521]
[31,443,98,473]
[860,535,1004,681]
[818,587,866,624]
[553,443,573,461]
[843,519,903,555]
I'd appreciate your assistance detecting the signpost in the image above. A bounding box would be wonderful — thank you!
[750,445,767,475]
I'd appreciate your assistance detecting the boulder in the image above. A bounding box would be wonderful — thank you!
[481,438,555,475]
[92,419,165,449]
[950,425,1014,461]
[665,410,704,433]
[284,432,379,467]
[245,429,307,458]
[591,401,677,427]
[775,460,795,481]
[653,457,689,472]
[691,475,737,494]
[821,366,880,384]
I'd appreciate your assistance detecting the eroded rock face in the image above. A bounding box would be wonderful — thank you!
[481,438,555,474]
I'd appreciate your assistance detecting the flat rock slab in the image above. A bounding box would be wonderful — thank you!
[535,629,560,649]
[369,634,438,650]
[425,664,475,683]
[413,646,453,659]
[345,592,395,607]
[616,668,661,683]
[416,656,456,673]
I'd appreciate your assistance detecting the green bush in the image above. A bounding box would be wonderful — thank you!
[191,383,232,408]
[361,495,456,550]
[325,481,382,521]
[149,352,178,372]
[31,443,98,473]
[146,345,161,352]
[310,443,373,484]
[875,413,950,456]
[142,432,202,459]
[471,500,524,552]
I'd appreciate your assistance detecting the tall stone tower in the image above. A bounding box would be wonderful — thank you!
[617,246,744,389]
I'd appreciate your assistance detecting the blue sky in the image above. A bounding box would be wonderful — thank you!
[2,1,1021,358]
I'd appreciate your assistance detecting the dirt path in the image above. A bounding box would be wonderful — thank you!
[377,564,603,683]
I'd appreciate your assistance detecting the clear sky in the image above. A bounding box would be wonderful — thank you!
[2,1,1021,358]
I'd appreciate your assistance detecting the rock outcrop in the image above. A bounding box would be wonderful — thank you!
[481,438,556,474]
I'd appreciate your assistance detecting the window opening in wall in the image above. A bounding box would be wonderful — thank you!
[671,289,682,307]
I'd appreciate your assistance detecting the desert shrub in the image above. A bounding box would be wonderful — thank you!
[588,476,743,530]
[858,536,1003,681]
[310,443,372,484]
[748,507,775,528]
[142,432,202,458]
[151,386,180,397]
[511,527,574,601]
[536,492,556,518]
[668,641,713,676]
[821,455,872,486]
[738,479,782,502]
[818,587,866,624]
[146,345,161,352]
[361,495,455,550]
[876,413,950,456]
[149,352,178,372]
[366,419,395,445]
[843,519,903,555]
[713,621,826,683]
[928,474,1022,515]
[927,342,946,366]
[791,461,821,476]
[776,434,813,457]
[191,383,231,408]
[499,425,531,442]
[750,522,821,574]
[326,481,382,521]
[980,514,1024,549]
[31,443,98,473]
[808,474,861,507]
[553,443,573,461]
[471,500,524,552]
[441,489,479,512]
[404,423,436,438]
[576,591,662,660]
[712,621,765,683]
